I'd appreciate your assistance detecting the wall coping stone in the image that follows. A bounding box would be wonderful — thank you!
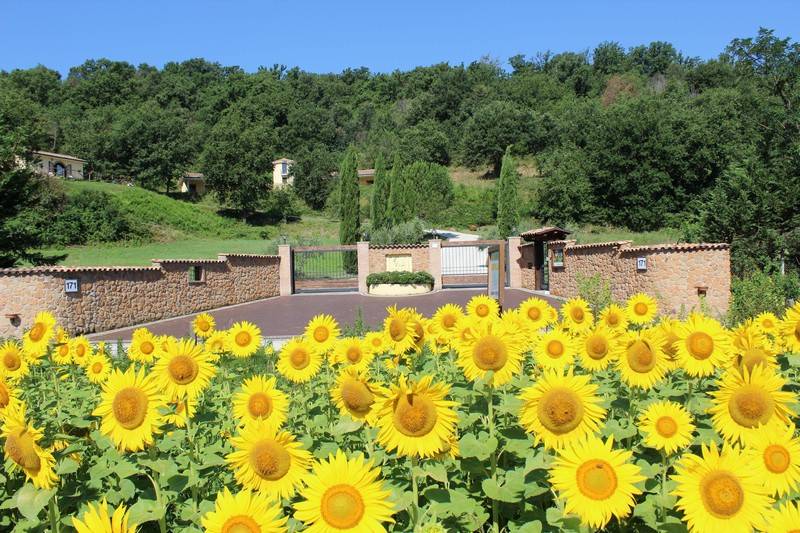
[621,243,730,253]
[368,243,429,249]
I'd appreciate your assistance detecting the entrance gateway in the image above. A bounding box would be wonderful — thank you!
[291,245,359,293]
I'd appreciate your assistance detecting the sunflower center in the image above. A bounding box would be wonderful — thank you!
[633,302,648,316]
[700,471,744,518]
[197,319,211,332]
[289,348,310,369]
[313,326,329,343]
[538,389,584,434]
[167,355,199,385]
[527,307,541,321]
[393,393,438,437]
[249,439,291,480]
[28,323,45,342]
[763,444,791,474]
[112,387,149,430]
[3,352,21,371]
[570,307,585,322]
[389,318,407,341]
[576,460,618,500]
[687,332,714,360]
[476,304,490,317]
[442,314,457,328]
[655,416,678,438]
[794,322,800,342]
[140,341,154,355]
[728,386,774,428]
[740,348,769,373]
[346,347,362,363]
[320,484,365,529]
[58,344,70,357]
[247,392,273,418]
[0,383,9,407]
[546,340,564,358]
[370,337,382,348]
[473,336,508,371]
[91,362,103,374]
[235,331,252,347]
[340,379,375,415]
[586,335,608,360]
[221,515,260,533]
[626,340,656,373]
[75,344,86,357]
[606,313,620,326]
[4,431,41,471]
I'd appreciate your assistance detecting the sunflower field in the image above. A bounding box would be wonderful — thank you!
[1,293,800,532]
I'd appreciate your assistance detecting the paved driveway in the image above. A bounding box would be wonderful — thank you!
[90,288,561,342]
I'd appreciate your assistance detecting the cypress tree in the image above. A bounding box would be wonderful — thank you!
[370,153,390,229]
[338,145,360,245]
[496,146,520,238]
[386,153,409,225]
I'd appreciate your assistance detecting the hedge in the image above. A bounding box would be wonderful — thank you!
[366,271,434,286]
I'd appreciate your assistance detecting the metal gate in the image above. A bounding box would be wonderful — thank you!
[292,246,358,293]
[440,240,507,288]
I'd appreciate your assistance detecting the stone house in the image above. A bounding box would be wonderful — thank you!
[272,158,294,189]
[29,150,86,179]
[178,172,206,195]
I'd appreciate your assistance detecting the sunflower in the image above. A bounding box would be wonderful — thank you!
[71,499,138,533]
[614,329,670,389]
[708,365,797,446]
[599,304,629,332]
[466,294,499,321]
[549,436,644,529]
[746,424,800,497]
[92,367,165,452]
[232,375,288,431]
[518,368,607,449]
[383,306,417,354]
[333,337,374,371]
[0,375,19,416]
[376,374,459,458]
[277,337,323,383]
[409,312,429,351]
[294,450,395,532]
[227,423,312,499]
[657,317,682,368]
[730,323,777,374]
[71,336,93,365]
[625,293,657,325]
[431,303,464,335]
[674,313,732,377]
[85,354,112,384]
[638,401,695,455]
[331,367,387,425]
[52,327,73,365]
[561,297,594,332]
[534,327,576,371]
[765,501,800,533]
[1,402,58,489]
[516,297,556,332]
[576,324,619,371]
[364,331,388,356]
[152,339,216,400]
[672,442,771,533]
[424,319,451,354]
[192,312,216,338]
[754,311,780,335]
[228,321,262,358]
[305,314,341,355]
[163,395,197,428]
[201,487,287,533]
[780,302,800,353]
[0,341,30,381]
[205,330,231,356]
[455,317,526,386]
[22,311,56,361]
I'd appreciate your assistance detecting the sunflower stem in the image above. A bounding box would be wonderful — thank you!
[487,384,500,533]
[410,456,420,529]
[48,494,60,533]
[147,446,168,533]
[659,450,668,522]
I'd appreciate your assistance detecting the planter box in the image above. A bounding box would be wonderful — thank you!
[368,283,433,296]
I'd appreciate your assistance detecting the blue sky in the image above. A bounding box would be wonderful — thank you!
[2,0,798,75]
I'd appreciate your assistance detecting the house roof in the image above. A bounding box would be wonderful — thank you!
[520,226,571,241]
[181,172,204,180]
[32,150,86,162]
[357,169,376,177]
[272,158,295,165]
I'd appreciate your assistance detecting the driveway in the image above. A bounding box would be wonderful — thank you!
[89,288,561,342]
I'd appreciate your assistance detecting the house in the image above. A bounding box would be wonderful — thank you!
[178,172,206,195]
[31,151,86,179]
[272,158,295,189]
[357,169,376,185]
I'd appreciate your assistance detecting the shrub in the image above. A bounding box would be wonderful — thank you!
[431,185,495,227]
[366,218,427,246]
[576,273,613,314]
[728,270,800,326]
[366,271,434,285]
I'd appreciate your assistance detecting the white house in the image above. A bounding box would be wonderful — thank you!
[272,158,294,189]
[31,151,86,179]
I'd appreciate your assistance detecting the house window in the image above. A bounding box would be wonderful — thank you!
[697,286,708,297]
[552,248,564,268]
[281,161,288,176]
[188,265,205,283]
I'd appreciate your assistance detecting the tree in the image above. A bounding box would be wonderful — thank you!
[592,41,627,74]
[496,147,520,238]
[292,146,337,210]
[401,161,454,221]
[386,155,413,224]
[338,146,360,246]
[462,101,534,176]
[370,154,390,228]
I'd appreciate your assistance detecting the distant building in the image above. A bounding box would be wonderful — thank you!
[272,158,295,189]
[178,172,206,195]
[357,169,376,185]
[31,151,86,179]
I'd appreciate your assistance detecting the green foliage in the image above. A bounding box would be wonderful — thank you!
[366,270,435,285]
[402,161,454,222]
[338,146,360,246]
[367,218,427,246]
[496,147,520,238]
[461,101,537,176]
[728,270,800,326]
[293,146,338,210]
[433,185,496,228]
[387,155,413,225]
[576,273,613,314]
[370,154,390,228]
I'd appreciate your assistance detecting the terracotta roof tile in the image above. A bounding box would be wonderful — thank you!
[622,243,729,253]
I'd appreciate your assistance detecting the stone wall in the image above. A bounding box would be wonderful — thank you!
[545,241,730,316]
[0,254,280,337]
[367,244,431,275]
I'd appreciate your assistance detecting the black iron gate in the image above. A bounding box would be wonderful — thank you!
[292,246,358,293]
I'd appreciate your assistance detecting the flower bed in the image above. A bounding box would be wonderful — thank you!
[366,271,434,295]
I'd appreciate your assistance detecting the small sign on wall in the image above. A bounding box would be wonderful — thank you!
[64,279,79,293]
[552,248,564,267]
[636,257,647,271]
[386,254,413,272]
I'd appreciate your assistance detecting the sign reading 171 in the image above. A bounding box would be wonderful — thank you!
[64,279,79,293]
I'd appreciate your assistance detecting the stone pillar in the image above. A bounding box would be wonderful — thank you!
[277,244,292,296]
[507,236,523,289]
[428,239,442,291]
[357,241,370,295]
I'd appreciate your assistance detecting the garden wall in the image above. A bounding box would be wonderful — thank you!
[367,244,431,274]
[0,254,280,337]
[531,241,730,316]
